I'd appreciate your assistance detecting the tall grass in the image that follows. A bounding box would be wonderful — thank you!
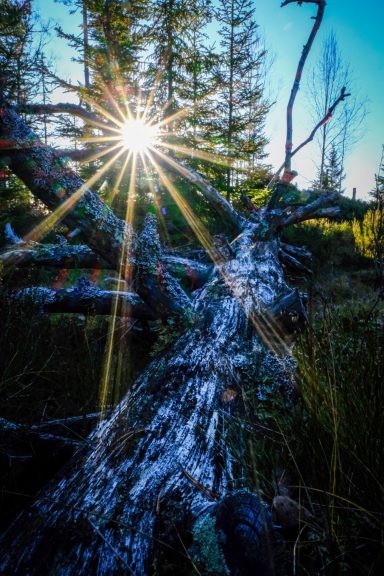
[0,301,150,424]
[242,301,384,575]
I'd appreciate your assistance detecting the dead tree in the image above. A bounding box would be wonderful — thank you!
[0,100,339,576]
[0,3,340,574]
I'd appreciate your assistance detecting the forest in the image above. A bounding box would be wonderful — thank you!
[0,0,383,574]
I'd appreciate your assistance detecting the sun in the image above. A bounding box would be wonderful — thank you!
[120,119,158,153]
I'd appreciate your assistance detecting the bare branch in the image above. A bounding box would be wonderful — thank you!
[149,147,244,232]
[279,190,340,227]
[290,87,350,159]
[282,0,326,176]
[278,249,312,274]
[0,243,106,269]
[9,282,156,320]
[15,103,114,131]
[271,87,350,184]
[53,147,112,161]
[279,241,312,264]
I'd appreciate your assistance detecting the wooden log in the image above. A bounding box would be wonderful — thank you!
[0,226,294,575]
[9,278,156,319]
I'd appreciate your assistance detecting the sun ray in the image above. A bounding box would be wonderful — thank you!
[75,142,124,164]
[250,310,290,356]
[79,93,125,129]
[99,155,137,414]
[107,64,135,120]
[160,141,234,167]
[146,150,215,253]
[109,150,132,202]
[80,117,123,135]
[140,152,170,244]
[24,146,126,244]
[152,106,191,129]
[78,135,124,144]
[102,82,131,124]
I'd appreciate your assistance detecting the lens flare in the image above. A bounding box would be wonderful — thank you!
[120,119,158,152]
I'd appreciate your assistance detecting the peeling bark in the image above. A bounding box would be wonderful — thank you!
[0,225,295,575]
[0,34,341,569]
[9,279,156,320]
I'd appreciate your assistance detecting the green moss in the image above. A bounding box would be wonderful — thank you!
[191,514,230,576]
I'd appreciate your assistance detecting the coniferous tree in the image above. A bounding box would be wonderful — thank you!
[321,143,345,193]
[0,0,50,240]
[178,0,216,146]
[211,0,269,200]
[144,0,193,126]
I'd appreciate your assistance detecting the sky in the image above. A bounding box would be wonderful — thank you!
[35,0,384,200]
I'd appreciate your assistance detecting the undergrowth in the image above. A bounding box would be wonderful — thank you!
[0,301,151,424]
[243,297,384,575]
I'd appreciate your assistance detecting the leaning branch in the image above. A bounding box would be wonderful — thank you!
[0,97,131,271]
[282,0,326,177]
[10,282,156,319]
[14,103,112,130]
[149,147,244,232]
[279,190,340,227]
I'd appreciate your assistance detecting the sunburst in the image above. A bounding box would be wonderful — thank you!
[119,119,159,153]
[10,74,289,415]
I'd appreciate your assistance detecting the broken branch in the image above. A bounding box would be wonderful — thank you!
[280,190,340,227]
[9,282,156,319]
[282,0,326,176]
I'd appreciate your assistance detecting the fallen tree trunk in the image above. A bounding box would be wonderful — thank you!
[0,69,340,572]
[0,227,293,575]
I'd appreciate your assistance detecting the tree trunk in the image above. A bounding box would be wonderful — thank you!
[0,91,337,574]
[0,225,294,575]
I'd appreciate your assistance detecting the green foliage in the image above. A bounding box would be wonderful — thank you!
[235,298,384,575]
[0,0,41,104]
[282,215,374,274]
[206,0,269,199]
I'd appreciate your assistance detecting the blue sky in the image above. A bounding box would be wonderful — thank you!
[36,0,383,200]
[256,0,384,199]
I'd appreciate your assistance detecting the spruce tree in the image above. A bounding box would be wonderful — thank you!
[211,0,269,200]
[0,0,50,240]
[321,143,345,193]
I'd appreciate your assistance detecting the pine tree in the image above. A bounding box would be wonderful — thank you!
[210,0,269,200]
[0,0,50,239]
[178,0,216,145]
[321,143,345,193]
[144,0,192,126]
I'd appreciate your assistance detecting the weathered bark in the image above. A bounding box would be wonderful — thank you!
[0,222,296,575]
[0,242,107,269]
[0,46,341,571]
[9,280,156,319]
[0,240,211,290]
